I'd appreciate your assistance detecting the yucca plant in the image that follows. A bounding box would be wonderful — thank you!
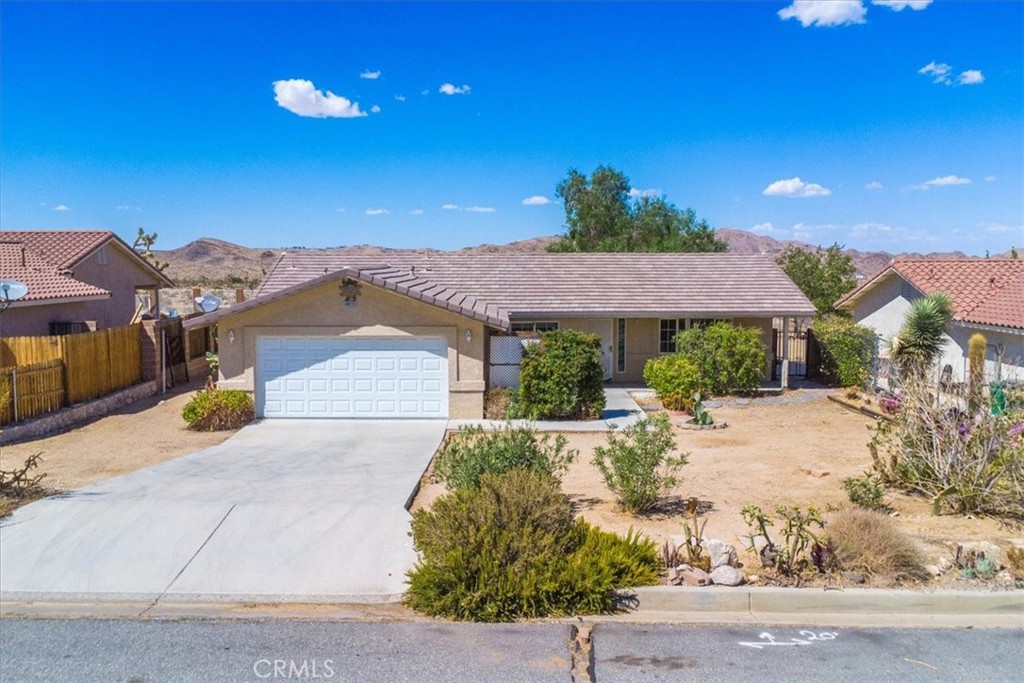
[889,292,953,381]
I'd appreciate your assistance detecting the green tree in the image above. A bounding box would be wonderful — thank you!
[550,166,726,253]
[132,227,169,272]
[776,243,857,316]
[889,292,953,380]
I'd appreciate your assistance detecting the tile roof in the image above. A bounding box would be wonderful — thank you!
[836,258,1024,331]
[0,241,111,304]
[245,251,816,324]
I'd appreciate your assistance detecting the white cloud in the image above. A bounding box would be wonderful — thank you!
[52,204,70,211]
[360,70,381,80]
[984,175,997,182]
[395,95,406,102]
[116,205,132,210]
[864,181,884,190]
[778,1,867,27]
[958,69,984,86]
[750,222,790,237]
[441,203,460,210]
[763,177,832,198]
[370,105,381,114]
[272,78,367,118]
[465,206,496,213]
[439,83,471,95]
[918,61,953,85]
[521,195,552,206]
[420,89,430,96]
[979,222,1023,235]
[364,208,389,216]
[905,175,972,191]
[39,202,47,206]
[628,188,661,198]
[871,1,932,10]
[335,208,346,213]
[408,209,424,215]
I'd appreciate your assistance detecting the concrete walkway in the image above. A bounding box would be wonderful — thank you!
[0,420,446,603]
[447,387,645,432]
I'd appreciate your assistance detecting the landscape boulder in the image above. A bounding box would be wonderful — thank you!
[703,539,739,570]
[709,565,744,587]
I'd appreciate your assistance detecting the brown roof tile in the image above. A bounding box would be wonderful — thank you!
[0,241,111,303]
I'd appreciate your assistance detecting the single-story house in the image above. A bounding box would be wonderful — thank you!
[835,258,1024,385]
[184,252,816,419]
[0,230,174,337]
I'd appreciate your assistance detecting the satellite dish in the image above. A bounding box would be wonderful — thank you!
[194,294,222,314]
[0,279,29,303]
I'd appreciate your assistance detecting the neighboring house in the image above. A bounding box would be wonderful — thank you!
[0,230,174,337]
[185,252,815,419]
[835,258,1024,386]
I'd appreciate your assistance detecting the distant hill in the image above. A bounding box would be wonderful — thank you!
[154,230,984,288]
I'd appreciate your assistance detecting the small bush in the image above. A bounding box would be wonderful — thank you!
[742,504,828,576]
[842,472,887,511]
[405,470,659,621]
[1006,546,1024,580]
[642,356,700,411]
[674,322,766,395]
[812,317,876,388]
[0,452,46,498]
[826,508,929,582]
[182,389,255,431]
[592,414,686,514]
[510,330,606,420]
[432,424,577,490]
[483,388,512,419]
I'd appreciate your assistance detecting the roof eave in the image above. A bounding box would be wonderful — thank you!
[5,293,112,308]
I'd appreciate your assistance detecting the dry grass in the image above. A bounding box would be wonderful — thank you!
[483,388,512,419]
[1007,546,1024,580]
[827,507,930,582]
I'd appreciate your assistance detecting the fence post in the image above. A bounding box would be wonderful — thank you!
[11,367,18,423]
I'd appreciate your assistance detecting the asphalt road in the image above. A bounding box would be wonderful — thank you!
[0,619,1021,683]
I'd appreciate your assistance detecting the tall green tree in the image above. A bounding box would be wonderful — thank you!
[776,243,857,316]
[549,166,726,253]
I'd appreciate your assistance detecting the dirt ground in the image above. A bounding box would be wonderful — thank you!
[1,382,235,492]
[414,394,1021,586]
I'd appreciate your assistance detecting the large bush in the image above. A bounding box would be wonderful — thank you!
[182,389,255,431]
[642,355,700,411]
[592,413,686,514]
[812,317,876,388]
[432,424,577,490]
[674,322,766,395]
[510,330,606,420]
[405,470,660,621]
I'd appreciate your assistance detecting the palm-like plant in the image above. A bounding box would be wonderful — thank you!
[889,292,953,377]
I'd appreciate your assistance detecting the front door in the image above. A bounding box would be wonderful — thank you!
[572,319,614,381]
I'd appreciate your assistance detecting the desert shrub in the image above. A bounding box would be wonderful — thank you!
[405,470,659,621]
[674,322,766,395]
[742,504,828,576]
[812,316,876,388]
[842,472,887,511]
[869,378,1024,518]
[592,413,686,514]
[642,356,700,411]
[181,389,255,431]
[1006,546,1024,580]
[483,387,512,419]
[826,508,929,582]
[432,424,576,490]
[509,330,606,420]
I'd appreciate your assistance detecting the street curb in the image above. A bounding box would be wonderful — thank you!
[626,586,1024,618]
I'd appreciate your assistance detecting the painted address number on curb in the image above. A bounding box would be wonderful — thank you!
[739,631,838,649]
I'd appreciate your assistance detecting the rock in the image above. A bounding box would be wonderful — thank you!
[954,541,1002,567]
[704,539,740,570]
[925,565,941,578]
[748,535,770,555]
[680,568,711,587]
[709,565,744,586]
[675,563,694,573]
[842,571,866,584]
[995,571,1016,588]
[937,557,954,573]
[747,574,761,585]
[801,467,831,478]
[667,567,679,583]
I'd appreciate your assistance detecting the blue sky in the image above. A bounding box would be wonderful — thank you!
[2,1,1021,254]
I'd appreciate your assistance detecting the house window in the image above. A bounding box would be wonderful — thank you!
[617,318,626,373]
[659,319,682,353]
[97,246,110,265]
[511,321,559,334]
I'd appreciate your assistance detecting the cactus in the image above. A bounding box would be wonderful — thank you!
[967,332,986,412]
[690,392,714,426]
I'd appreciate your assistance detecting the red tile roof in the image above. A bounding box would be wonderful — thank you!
[0,241,110,304]
[836,258,1024,331]
[229,251,817,327]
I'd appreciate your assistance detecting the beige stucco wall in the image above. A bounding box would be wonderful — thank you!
[546,316,774,384]
[215,279,486,418]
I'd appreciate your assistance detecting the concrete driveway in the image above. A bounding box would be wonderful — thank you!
[0,420,445,603]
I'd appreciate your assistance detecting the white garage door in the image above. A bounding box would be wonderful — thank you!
[257,337,448,418]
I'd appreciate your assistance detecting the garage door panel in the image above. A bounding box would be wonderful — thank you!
[258,337,448,419]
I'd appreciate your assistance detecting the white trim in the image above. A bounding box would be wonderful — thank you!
[4,293,111,308]
[952,320,1024,337]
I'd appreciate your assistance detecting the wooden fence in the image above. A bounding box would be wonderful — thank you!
[0,324,143,423]
[0,360,66,426]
